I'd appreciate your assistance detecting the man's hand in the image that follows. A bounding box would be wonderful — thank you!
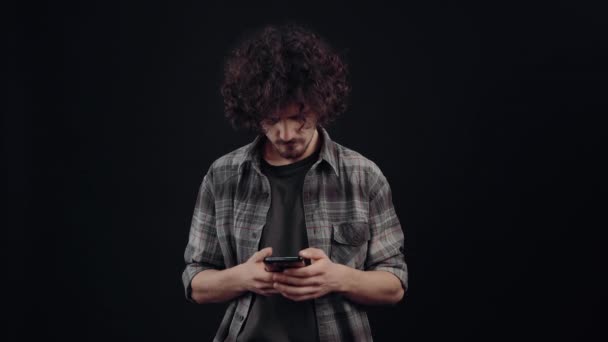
[271,247,350,302]
[239,247,280,297]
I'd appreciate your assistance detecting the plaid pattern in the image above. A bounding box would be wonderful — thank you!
[182,127,408,342]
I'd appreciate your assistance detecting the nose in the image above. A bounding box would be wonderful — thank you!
[278,120,296,141]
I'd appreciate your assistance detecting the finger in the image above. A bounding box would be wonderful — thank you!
[254,272,275,283]
[273,274,321,287]
[282,263,323,278]
[299,247,327,261]
[250,247,273,262]
[259,289,280,296]
[273,283,318,296]
[254,284,274,291]
[252,280,277,291]
[283,293,319,302]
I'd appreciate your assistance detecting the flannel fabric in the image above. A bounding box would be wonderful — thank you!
[182,127,408,341]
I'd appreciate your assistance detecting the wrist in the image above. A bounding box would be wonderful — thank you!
[230,263,249,293]
[335,263,358,295]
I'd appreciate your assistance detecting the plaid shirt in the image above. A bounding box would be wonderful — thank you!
[182,127,408,342]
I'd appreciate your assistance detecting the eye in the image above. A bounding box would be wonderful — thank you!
[295,114,307,122]
[264,117,280,125]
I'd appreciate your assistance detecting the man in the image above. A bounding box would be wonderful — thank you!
[182,23,408,342]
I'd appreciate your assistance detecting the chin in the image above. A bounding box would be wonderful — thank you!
[280,152,302,160]
[280,148,304,160]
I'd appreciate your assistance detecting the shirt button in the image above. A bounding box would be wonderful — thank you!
[238,314,244,321]
[252,232,257,238]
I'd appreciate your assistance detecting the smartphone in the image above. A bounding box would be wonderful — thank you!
[263,256,307,272]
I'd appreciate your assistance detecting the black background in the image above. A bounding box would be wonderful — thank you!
[8,1,607,341]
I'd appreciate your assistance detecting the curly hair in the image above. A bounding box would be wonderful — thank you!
[221,23,350,132]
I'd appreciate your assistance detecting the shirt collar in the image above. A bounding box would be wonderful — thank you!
[239,126,340,177]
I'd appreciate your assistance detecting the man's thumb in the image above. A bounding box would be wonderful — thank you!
[300,247,326,260]
[254,247,273,261]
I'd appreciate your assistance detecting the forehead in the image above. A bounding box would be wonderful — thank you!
[270,102,309,118]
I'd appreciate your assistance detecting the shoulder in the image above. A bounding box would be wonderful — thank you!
[331,141,392,199]
[205,142,253,185]
[334,141,384,179]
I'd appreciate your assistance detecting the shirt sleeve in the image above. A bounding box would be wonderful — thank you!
[364,171,409,293]
[181,172,226,303]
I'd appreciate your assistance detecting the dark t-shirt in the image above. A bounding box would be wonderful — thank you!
[237,148,320,342]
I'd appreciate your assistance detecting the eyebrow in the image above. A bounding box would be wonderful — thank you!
[268,112,306,120]
[266,103,308,120]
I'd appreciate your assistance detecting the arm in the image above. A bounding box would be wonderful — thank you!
[272,170,407,304]
[190,268,245,304]
[191,247,278,304]
[362,170,408,298]
[339,265,405,305]
[182,174,279,304]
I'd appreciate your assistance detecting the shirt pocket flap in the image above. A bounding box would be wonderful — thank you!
[332,222,371,246]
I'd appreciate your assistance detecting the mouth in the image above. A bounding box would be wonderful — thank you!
[279,140,300,149]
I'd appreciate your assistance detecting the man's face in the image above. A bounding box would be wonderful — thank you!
[260,102,318,161]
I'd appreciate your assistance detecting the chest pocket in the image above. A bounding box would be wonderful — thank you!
[330,222,371,269]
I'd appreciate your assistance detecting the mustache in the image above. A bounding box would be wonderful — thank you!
[277,139,302,145]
